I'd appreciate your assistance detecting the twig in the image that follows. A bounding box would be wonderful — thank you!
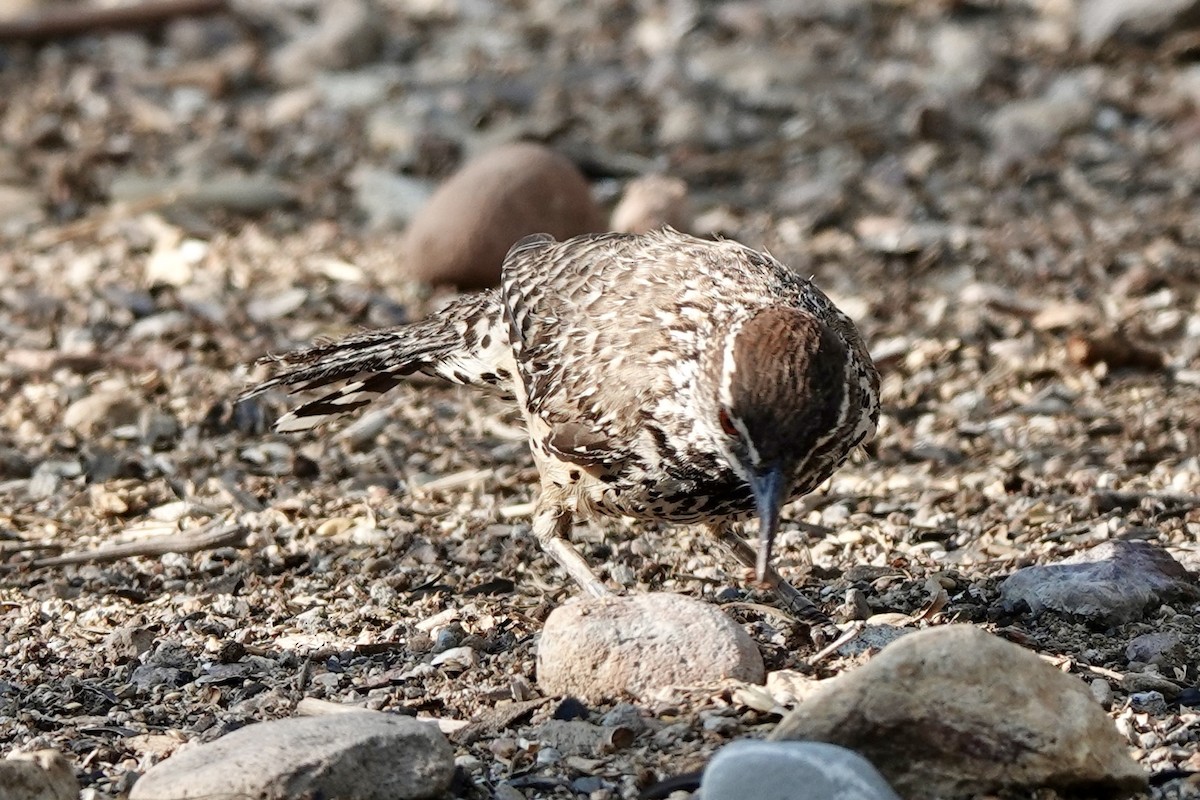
[28,191,183,249]
[810,622,865,665]
[296,697,469,734]
[0,0,227,42]
[412,468,493,493]
[0,540,62,555]
[721,600,797,624]
[3,521,245,570]
[295,697,369,717]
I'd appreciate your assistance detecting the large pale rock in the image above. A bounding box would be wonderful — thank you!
[1000,540,1195,625]
[129,712,453,800]
[702,741,899,800]
[0,750,78,800]
[398,142,604,289]
[537,593,764,701]
[771,625,1147,799]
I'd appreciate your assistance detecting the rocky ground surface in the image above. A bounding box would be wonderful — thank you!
[1,0,1199,798]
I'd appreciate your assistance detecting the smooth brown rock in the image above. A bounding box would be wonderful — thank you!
[537,593,764,701]
[771,625,1147,800]
[398,142,604,289]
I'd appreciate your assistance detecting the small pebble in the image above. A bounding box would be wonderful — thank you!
[1128,691,1168,715]
[1090,678,1114,709]
[535,746,562,766]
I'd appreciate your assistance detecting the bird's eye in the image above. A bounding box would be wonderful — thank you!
[718,408,739,437]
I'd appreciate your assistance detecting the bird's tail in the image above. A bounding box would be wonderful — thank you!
[237,290,509,432]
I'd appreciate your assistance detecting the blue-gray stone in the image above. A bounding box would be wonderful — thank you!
[701,741,900,800]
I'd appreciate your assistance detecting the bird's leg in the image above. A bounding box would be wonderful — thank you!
[531,495,611,598]
[708,523,838,633]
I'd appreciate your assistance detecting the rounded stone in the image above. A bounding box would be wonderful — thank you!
[537,592,764,701]
[771,624,1148,799]
[701,741,900,800]
[398,142,604,289]
[129,712,453,800]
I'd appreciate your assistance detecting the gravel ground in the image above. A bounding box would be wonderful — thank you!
[0,1,1198,798]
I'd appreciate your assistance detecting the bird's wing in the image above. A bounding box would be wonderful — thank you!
[499,229,742,471]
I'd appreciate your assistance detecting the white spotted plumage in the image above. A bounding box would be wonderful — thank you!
[239,228,880,618]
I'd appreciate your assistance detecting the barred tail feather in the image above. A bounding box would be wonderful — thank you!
[238,291,508,431]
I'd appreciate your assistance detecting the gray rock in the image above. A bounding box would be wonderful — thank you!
[599,702,647,733]
[537,592,764,701]
[988,73,1095,168]
[1121,670,1183,700]
[834,623,910,657]
[182,175,298,214]
[772,625,1147,799]
[1090,678,1115,709]
[1128,691,1168,714]
[1125,631,1185,667]
[140,409,180,448]
[130,665,191,693]
[999,540,1195,625]
[534,719,635,756]
[701,741,899,800]
[129,712,453,800]
[129,710,451,796]
[774,158,850,231]
[0,750,78,800]
[350,167,434,231]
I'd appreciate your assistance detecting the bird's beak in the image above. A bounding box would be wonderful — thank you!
[751,465,788,584]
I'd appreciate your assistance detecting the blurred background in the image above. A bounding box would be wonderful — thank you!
[1,0,1196,494]
[1,1,1199,796]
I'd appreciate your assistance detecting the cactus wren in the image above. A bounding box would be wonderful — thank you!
[239,229,880,626]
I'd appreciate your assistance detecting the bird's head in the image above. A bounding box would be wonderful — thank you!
[706,306,848,582]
